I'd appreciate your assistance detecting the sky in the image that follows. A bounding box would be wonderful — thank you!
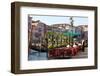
[30,15,88,26]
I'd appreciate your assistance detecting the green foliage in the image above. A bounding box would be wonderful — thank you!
[46,31,74,49]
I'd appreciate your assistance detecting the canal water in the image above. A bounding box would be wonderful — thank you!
[28,49,48,60]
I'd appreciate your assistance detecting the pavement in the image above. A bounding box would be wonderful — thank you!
[72,47,88,59]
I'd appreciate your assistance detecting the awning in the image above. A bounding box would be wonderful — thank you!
[63,32,80,37]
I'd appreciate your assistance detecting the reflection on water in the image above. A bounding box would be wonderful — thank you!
[28,49,48,60]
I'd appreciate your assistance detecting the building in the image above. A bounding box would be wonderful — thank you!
[77,25,88,40]
[28,19,48,50]
[28,16,32,46]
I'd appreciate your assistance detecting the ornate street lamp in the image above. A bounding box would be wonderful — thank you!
[70,17,74,46]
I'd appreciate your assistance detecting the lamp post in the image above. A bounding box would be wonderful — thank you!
[70,17,74,46]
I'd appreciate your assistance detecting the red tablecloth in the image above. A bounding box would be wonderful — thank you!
[48,46,80,58]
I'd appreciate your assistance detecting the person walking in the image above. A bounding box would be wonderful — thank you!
[82,40,85,52]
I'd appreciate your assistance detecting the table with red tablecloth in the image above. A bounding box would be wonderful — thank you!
[48,46,80,59]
